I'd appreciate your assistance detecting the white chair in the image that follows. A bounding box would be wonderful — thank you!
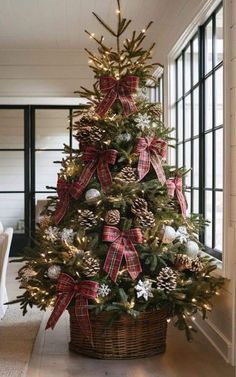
[0,228,13,319]
[0,222,3,233]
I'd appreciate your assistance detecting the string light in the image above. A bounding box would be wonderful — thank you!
[89,33,95,39]
[167,318,171,323]
[141,28,146,33]
[192,298,197,303]
[116,9,120,14]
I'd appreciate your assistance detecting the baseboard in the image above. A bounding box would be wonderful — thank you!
[195,314,233,364]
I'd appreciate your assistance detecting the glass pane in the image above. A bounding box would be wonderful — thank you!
[193,36,199,85]
[215,191,223,251]
[0,151,24,191]
[185,141,191,187]
[35,109,70,149]
[215,128,223,189]
[193,88,199,136]
[177,100,183,142]
[184,95,191,140]
[177,56,183,99]
[0,109,24,149]
[205,20,213,73]
[205,133,212,188]
[205,190,213,247]
[193,189,199,213]
[215,67,223,127]
[184,46,191,93]
[35,151,64,191]
[215,7,223,66]
[185,191,191,215]
[35,193,56,223]
[159,78,163,104]
[193,138,199,187]
[177,143,183,167]
[0,193,24,232]
[205,76,213,131]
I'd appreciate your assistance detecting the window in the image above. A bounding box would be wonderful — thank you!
[147,74,164,121]
[175,3,223,260]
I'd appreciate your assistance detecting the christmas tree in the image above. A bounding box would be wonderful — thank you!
[12,0,223,345]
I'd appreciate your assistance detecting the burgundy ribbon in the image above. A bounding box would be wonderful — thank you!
[54,147,117,224]
[166,176,187,217]
[135,137,167,184]
[96,76,139,117]
[103,226,143,283]
[46,273,98,344]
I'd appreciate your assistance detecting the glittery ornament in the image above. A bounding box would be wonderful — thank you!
[134,113,152,130]
[135,279,153,301]
[47,265,61,280]
[60,228,75,243]
[176,226,189,243]
[162,225,176,244]
[44,226,59,242]
[85,188,101,203]
[186,240,199,258]
[97,284,111,297]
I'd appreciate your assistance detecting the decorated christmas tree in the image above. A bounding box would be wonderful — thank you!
[12,0,224,358]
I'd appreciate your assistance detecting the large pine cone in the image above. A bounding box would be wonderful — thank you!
[156,267,177,292]
[174,254,192,271]
[105,209,120,225]
[138,211,155,228]
[75,125,103,144]
[190,257,204,272]
[82,252,100,277]
[115,167,137,183]
[131,198,148,216]
[78,209,97,229]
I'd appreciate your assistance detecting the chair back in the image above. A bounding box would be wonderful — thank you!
[0,227,13,319]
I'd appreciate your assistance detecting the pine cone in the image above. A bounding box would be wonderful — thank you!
[63,240,85,258]
[174,254,192,271]
[156,267,177,292]
[82,252,100,277]
[75,125,103,144]
[138,211,155,228]
[105,209,120,225]
[131,198,148,215]
[190,257,204,272]
[115,167,137,183]
[78,209,97,230]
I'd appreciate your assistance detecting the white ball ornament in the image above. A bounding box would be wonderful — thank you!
[47,265,61,280]
[186,240,199,258]
[162,225,176,244]
[85,188,101,203]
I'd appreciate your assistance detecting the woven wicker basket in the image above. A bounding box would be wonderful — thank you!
[68,306,167,359]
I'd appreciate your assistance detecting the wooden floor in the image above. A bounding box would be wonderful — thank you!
[26,309,235,377]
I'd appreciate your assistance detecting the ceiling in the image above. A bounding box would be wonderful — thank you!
[0,0,188,50]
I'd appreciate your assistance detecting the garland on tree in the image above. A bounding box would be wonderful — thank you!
[10,0,224,342]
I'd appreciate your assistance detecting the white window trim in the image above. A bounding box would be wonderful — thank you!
[165,0,232,278]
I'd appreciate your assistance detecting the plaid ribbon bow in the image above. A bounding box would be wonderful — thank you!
[54,147,117,224]
[166,176,187,217]
[46,273,98,344]
[96,75,139,117]
[135,137,167,184]
[103,226,143,283]
[54,178,83,224]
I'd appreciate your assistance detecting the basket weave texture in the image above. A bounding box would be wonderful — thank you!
[68,306,167,359]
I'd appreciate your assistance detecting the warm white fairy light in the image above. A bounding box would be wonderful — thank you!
[167,318,171,323]
[142,28,146,33]
[116,9,120,14]
[192,298,197,303]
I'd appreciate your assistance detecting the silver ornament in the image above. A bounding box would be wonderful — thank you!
[186,240,199,258]
[162,225,176,244]
[47,265,61,280]
[85,188,101,203]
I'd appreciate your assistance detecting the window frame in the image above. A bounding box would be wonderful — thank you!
[166,0,230,273]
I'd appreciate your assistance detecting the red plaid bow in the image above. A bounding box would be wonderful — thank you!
[54,178,83,224]
[96,75,139,117]
[54,147,117,224]
[46,273,98,344]
[103,226,143,283]
[166,176,187,217]
[135,137,167,184]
